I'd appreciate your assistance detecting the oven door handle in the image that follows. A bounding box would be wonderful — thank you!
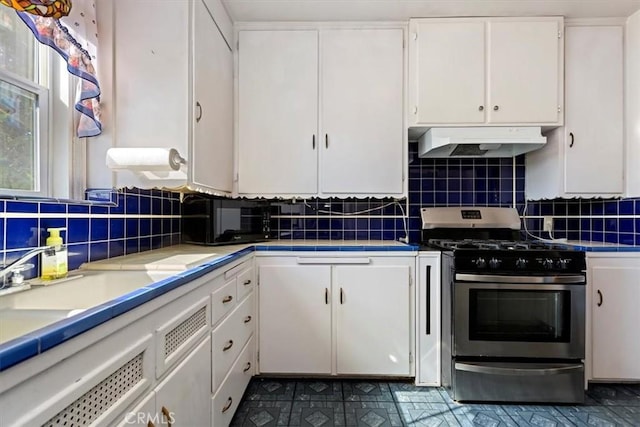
[455,362,583,376]
[455,273,585,284]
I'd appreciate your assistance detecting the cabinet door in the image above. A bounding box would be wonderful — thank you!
[320,29,404,195]
[409,20,485,125]
[238,30,318,195]
[417,254,441,386]
[154,337,212,426]
[335,265,411,375]
[591,266,640,380]
[259,265,332,373]
[488,19,561,124]
[192,0,233,193]
[564,26,623,195]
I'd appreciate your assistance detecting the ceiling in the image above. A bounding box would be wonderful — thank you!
[222,0,640,22]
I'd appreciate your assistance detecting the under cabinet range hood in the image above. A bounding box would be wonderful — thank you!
[417,127,546,158]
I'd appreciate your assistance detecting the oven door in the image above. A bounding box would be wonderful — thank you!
[453,274,585,359]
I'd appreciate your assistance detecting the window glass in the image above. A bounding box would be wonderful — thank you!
[0,8,47,196]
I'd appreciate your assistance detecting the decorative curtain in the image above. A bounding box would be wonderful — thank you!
[2,0,102,137]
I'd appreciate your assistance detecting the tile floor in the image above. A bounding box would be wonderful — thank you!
[230,378,640,426]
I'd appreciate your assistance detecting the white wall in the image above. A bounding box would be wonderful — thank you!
[626,10,640,196]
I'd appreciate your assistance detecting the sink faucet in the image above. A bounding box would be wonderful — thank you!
[0,246,55,288]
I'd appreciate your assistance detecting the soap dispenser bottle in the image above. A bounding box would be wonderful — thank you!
[42,227,68,280]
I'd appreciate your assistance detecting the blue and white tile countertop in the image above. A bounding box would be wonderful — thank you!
[0,241,417,371]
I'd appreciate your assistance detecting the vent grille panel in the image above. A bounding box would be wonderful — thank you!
[165,306,207,358]
[43,353,144,427]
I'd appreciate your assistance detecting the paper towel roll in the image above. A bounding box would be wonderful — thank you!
[106,148,186,171]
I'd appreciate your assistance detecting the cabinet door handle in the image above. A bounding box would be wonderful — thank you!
[325,134,329,148]
[244,315,252,323]
[426,265,431,335]
[244,279,252,286]
[478,105,484,111]
[161,406,172,427]
[340,287,344,304]
[325,288,329,304]
[223,340,234,351]
[493,105,499,111]
[196,101,202,123]
[312,134,316,149]
[597,290,603,307]
[569,132,574,148]
[243,362,252,372]
[222,295,233,304]
[222,397,233,413]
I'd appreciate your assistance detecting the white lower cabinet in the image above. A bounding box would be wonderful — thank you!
[416,253,441,386]
[259,265,333,374]
[0,255,256,427]
[154,336,212,426]
[588,254,640,381]
[257,255,413,376]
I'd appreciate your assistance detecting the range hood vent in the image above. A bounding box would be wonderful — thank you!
[418,127,546,158]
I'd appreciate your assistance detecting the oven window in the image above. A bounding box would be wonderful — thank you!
[469,290,571,342]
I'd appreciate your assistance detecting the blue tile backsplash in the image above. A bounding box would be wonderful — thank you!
[0,189,181,280]
[270,143,525,244]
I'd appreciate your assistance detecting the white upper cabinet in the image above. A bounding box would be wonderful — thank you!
[237,30,319,195]
[111,0,233,194]
[409,17,564,127]
[526,24,624,199]
[320,29,404,195]
[237,27,405,198]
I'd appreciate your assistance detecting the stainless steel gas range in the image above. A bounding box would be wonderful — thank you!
[421,207,586,404]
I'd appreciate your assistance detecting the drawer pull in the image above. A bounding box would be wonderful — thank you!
[244,279,252,285]
[223,340,234,351]
[222,295,233,304]
[161,406,173,427]
[222,397,233,413]
[244,315,252,323]
[243,362,252,372]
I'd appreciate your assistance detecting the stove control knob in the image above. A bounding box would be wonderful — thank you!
[474,257,487,268]
[489,257,502,269]
[542,258,555,270]
[515,258,528,269]
[557,258,571,270]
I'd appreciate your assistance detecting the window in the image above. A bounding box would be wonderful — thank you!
[0,9,49,196]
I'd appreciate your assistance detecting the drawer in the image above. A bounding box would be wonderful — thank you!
[212,337,255,427]
[211,278,237,326]
[236,266,255,301]
[211,292,255,392]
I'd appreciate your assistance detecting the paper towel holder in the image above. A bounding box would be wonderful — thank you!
[167,148,186,170]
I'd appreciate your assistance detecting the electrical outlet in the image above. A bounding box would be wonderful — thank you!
[543,216,554,232]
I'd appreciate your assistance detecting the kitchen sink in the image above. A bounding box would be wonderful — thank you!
[0,270,179,344]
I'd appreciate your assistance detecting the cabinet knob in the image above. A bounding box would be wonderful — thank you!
[223,340,234,351]
[493,105,499,111]
[478,105,484,111]
[222,295,233,304]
